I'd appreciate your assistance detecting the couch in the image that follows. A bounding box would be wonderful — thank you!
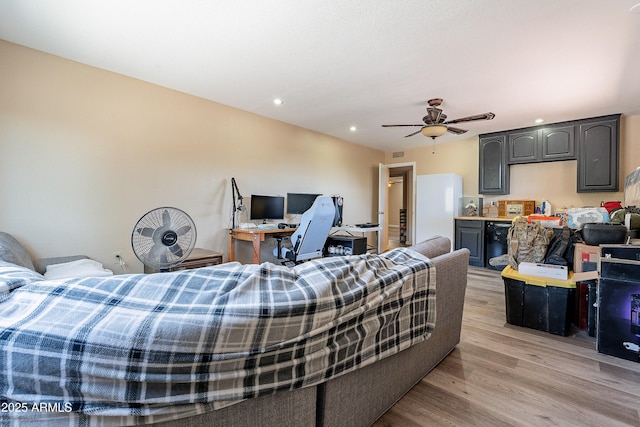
[153,236,470,427]
[0,233,469,427]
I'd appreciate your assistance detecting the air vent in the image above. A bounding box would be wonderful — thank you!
[392,151,404,158]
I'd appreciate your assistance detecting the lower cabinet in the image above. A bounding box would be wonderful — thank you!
[455,220,485,267]
[456,219,513,268]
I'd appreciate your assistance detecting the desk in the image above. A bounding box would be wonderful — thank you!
[228,228,296,264]
[330,225,382,254]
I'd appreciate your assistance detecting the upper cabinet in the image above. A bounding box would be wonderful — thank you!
[508,130,539,163]
[479,134,509,195]
[577,116,619,192]
[479,114,620,194]
[541,125,575,161]
[507,125,575,164]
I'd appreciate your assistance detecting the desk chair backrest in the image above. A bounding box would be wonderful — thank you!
[287,196,335,262]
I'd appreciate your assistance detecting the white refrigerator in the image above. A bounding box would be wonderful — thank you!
[415,173,462,247]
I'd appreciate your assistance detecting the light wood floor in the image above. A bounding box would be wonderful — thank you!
[373,267,640,427]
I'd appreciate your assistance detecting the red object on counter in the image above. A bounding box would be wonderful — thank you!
[602,201,622,213]
[526,215,563,226]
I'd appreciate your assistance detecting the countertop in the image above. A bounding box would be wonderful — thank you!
[455,216,514,222]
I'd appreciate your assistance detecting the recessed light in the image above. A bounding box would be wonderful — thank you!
[349,126,357,132]
[630,3,640,13]
[273,98,283,105]
[534,118,544,124]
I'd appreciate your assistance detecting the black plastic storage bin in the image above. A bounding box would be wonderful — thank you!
[501,266,576,336]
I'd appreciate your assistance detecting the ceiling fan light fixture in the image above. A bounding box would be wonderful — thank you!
[421,125,448,138]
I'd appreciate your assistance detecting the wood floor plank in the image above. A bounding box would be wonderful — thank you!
[373,266,640,427]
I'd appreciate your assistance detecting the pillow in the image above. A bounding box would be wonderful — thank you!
[0,261,45,301]
[44,259,114,280]
[0,232,36,271]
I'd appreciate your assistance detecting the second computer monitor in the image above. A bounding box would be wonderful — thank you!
[286,193,321,215]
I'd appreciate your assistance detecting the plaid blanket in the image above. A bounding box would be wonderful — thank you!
[0,248,435,426]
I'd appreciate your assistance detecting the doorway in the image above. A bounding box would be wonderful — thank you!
[378,162,416,252]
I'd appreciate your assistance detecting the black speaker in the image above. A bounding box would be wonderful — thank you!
[332,196,343,226]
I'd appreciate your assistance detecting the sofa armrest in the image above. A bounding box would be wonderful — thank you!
[34,255,90,275]
[316,247,470,427]
[409,236,451,259]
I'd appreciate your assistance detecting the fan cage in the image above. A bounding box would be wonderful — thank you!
[131,207,197,269]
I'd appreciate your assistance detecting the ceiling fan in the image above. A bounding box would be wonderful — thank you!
[382,98,495,139]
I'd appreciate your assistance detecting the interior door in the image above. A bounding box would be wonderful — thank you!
[378,163,390,252]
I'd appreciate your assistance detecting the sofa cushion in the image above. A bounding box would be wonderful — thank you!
[409,235,451,259]
[0,232,36,271]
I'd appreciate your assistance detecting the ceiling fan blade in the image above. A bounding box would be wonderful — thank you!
[404,128,424,138]
[446,126,468,135]
[444,112,495,125]
[381,124,424,127]
[136,227,156,238]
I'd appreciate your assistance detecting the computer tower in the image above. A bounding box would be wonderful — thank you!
[332,196,343,226]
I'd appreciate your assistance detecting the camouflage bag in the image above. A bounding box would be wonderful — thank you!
[507,217,554,270]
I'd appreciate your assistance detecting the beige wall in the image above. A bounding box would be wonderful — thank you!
[0,41,384,272]
[385,115,640,213]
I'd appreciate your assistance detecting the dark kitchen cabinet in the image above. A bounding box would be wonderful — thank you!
[577,115,619,192]
[541,125,575,161]
[508,130,539,163]
[479,134,509,195]
[508,125,575,164]
[481,114,618,193]
[455,220,485,267]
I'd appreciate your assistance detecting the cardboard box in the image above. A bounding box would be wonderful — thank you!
[574,243,600,273]
[518,262,568,280]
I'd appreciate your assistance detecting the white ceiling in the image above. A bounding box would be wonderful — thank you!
[1,0,639,151]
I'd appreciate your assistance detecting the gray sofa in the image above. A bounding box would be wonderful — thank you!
[153,235,470,427]
[0,232,468,427]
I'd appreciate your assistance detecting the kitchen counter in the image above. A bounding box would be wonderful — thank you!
[455,216,513,222]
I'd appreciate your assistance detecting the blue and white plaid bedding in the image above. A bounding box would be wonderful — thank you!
[0,248,435,426]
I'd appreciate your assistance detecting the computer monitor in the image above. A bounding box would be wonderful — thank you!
[250,195,285,222]
[286,193,321,215]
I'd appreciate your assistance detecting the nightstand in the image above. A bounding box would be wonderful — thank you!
[144,248,223,273]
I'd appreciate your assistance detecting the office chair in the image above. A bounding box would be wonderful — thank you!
[274,196,335,263]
